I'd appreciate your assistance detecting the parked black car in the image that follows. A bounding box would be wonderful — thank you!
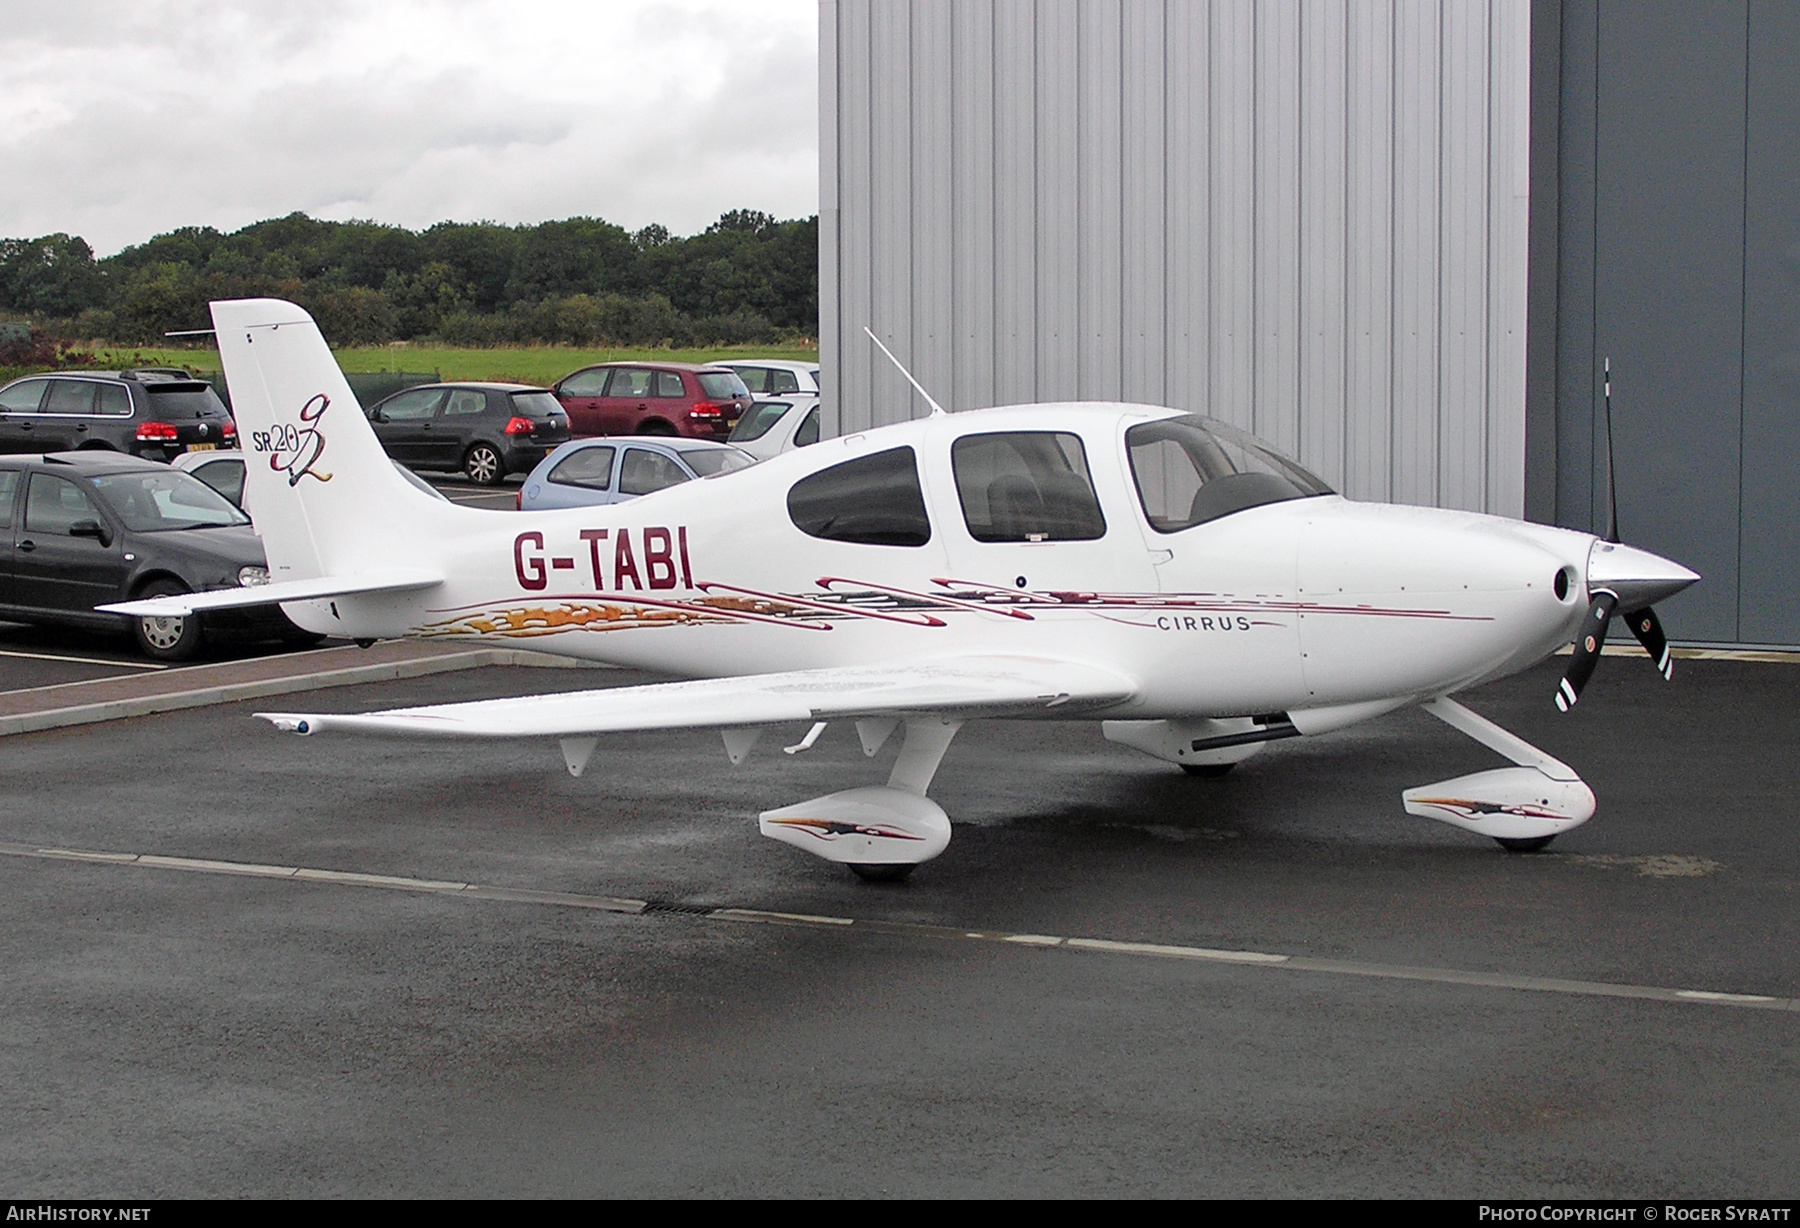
[0,452,305,661]
[0,369,237,459]
[364,383,570,485]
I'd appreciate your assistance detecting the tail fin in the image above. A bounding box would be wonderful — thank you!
[211,298,450,581]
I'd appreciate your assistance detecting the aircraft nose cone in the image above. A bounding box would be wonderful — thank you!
[1586,540,1700,610]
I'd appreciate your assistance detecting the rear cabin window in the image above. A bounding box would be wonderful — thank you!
[43,381,96,415]
[443,389,488,416]
[697,372,749,400]
[608,369,653,397]
[952,431,1106,542]
[619,448,689,496]
[548,446,615,490]
[787,447,931,546]
[652,371,685,398]
[192,458,246,506]
[731,401,790,442]
[24,473,100,534]
[509,391,562,417]
[1126,414,1333,532]
[682,449,754,477]
[142,384,228,417]
[794,406,820,448]
[0,470,17,528]
[97,384,131,416]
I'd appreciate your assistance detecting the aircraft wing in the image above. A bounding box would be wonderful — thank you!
[98,569,443,617]
[257,656,1138,739]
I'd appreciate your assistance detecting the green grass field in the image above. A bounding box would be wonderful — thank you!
[88,342,819,385]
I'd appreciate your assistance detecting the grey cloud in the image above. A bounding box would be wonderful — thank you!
[0,0,818,252]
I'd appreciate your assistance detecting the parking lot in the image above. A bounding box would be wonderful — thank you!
[0,471,516,690]
[1,635,1796,1196]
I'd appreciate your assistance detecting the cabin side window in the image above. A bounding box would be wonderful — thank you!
[951,431,1106,543]
[1127,415,1333,532]
[787,446,932,546]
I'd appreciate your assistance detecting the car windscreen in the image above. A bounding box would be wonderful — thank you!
[509,391,564,418]
[683,448,756,477]
[143,385,230,417]
[729,401,791,442]
[1125,414,1333,532]
[697,372,750,400]
[90,469,250,531]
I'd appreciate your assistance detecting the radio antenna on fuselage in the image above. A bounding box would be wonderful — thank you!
[865,326,947,417]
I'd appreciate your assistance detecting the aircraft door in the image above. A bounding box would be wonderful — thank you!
[929,426,1158,604]
[371,387,447,465]
[0,379,49,454]
[1117,416,1310,711]
[0,469,18,605]
[13,472,125,616]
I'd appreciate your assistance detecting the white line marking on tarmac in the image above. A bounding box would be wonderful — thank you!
[0,649,167,671]
[5,840,1796,1014]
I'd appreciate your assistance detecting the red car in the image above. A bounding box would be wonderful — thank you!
[551,362,752,441]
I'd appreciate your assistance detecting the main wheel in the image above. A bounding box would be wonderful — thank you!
[464,443,504,486]
[131,579,203,662]
[1181,762,1236,778]
[848,863,915,883]
[1495,835,1556,853]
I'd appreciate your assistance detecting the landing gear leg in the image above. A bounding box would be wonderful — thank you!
[757,717,964,882]
[1403,698,1595,847]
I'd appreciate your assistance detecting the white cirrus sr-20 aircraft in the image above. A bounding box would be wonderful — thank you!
[106,298,1698,880]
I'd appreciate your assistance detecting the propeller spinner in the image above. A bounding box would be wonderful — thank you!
[1555,542,1697,711]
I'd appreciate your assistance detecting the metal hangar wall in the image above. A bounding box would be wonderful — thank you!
[1537,0,1800,647]
[819,0,1533,517]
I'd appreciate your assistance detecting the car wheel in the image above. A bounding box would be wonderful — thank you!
[130,579,203,662]
[464,443,503,485]
[640,421,678,437]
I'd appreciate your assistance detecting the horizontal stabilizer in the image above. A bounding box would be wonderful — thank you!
[98,569,442,617]
[258,657,1136,740]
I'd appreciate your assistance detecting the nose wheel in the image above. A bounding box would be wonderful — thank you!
[1494,835,1556,853]
[848,863,916,882]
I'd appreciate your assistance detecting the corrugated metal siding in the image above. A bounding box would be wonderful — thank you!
[821,0,1531,515]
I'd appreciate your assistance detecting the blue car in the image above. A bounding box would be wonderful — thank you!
[517,436,757,510]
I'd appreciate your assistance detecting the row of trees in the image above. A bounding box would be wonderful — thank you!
[0,210,818,347]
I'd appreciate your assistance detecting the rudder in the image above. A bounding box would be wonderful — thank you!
[211,297,443,582]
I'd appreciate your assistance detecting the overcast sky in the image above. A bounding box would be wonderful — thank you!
[0,0,819,256]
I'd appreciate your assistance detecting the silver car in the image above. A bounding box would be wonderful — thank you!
[518,436,757,510]
[727,396,822,461]
[716,359,820,397]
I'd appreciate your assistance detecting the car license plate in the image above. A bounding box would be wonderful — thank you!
[186,443,217,452]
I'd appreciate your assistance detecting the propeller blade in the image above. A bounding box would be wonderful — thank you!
[1556,591,1619,712]
[1625,605,1672,680]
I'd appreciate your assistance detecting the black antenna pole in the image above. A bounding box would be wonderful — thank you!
[1603,356,1620,543]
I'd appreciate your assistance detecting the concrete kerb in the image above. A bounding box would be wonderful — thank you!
[0,646,603,738]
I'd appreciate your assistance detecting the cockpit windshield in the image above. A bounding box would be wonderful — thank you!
[1126,415,1333,532]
